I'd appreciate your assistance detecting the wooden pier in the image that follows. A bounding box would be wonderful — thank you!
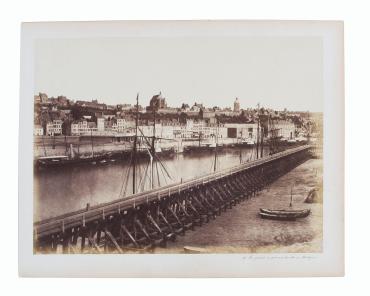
[34,145,314,254]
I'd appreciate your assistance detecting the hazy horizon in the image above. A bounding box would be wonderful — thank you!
[35,37,323,112]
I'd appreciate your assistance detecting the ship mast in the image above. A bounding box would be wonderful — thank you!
[239,130,242,164]
[256,103,260,159]
[132,93,139,195]
[151,102,156,156]
[269,115,274,155]
[42,134,47,157]
[213,119,219,172]
[307,110,311,144]
[90,129,94,159]
[64,134,68,155]
[150,101,156,189]
[260,112,264,159]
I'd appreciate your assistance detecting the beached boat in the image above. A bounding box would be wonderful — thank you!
[259,212,297,221]
[259,208,310,221]
[260,208,311,218]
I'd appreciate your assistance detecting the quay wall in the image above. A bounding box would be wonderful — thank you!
[33,136,240,158]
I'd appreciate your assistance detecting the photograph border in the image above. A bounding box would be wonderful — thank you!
[19,20,344,277]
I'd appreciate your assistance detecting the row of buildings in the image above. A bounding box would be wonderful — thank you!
[35,116,297,144]
[34,92,307,142]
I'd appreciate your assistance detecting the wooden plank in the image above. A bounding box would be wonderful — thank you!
[121,224,139,248]
[88,234,102,254]
[146,213,163,234]
[105,229,124,254]
[134,219,152,240]
[167,206,183,226]
[158,211,174,232]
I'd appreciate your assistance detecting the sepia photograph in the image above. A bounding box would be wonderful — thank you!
[19,20,343,277]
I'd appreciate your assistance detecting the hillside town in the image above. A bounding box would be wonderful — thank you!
[34,92,316,145]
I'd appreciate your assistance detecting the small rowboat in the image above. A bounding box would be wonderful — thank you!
[259,212,297,221]
[260,208,311,218]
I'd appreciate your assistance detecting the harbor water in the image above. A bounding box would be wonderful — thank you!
[34,146,269,221]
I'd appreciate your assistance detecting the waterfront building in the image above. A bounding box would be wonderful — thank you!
[116,118,125,132]
[218,126,228,138]
[71,120,97,135]
[46,120,63,136]
[34,125,44,136]
[224,122,258,141]
[87,122,98,132]
[173,125,183,139]
[183,119,216,139]
[71,121,86,135]
[272,120,296,140]
[178,119,227,140]
[114,118,136,131]
[104,118,115,131]
[97,117,105,132]
[138,123,173,139]
[159,125,175,139]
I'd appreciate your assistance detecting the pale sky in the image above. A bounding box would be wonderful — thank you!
[35,37,323,112]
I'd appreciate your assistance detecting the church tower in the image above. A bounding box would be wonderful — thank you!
[234,97,240,112]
